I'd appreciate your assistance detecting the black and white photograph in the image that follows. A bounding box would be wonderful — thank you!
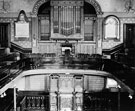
[0,0,135,111]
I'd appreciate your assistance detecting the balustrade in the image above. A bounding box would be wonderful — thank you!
[21,95,49,111]
[83,94,111,111]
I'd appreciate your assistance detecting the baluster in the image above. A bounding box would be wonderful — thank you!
[41,96,45,109]
[36,97,40,109]
[98,98,101,109]
[103,98,106,110]
[31,97,35,108]
[92,97,95,109]
[95,97,97,109]
[105,98,108,110]
[27,97,31,109]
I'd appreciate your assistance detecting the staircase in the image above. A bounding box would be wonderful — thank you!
[116,48,135,67]
[102,44,135,67]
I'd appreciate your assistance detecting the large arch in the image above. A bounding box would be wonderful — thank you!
[32,0,49,16]
[32,0,103,16]
[85,0,103,15]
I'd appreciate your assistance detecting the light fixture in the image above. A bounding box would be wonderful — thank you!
[0,94,4,98]
[128,94,133,99]
[3,92,6,96]
[0,92,6,98]
[125,0,135,13]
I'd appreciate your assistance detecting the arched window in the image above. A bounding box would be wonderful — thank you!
[84,2,96,41]
[104,16,120,40]
[38,1,51,41]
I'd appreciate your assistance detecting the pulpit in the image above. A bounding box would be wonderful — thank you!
[50,74,83,111]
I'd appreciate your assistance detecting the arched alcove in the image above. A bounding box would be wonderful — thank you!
[38,1,50,15]
[32,0,49,16]
[85,0,103,15]
[84,1,97,15]
[32,0,103,16]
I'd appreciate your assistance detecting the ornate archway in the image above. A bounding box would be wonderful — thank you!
[32,0,103,16]
[32,0,49,16]
[85,0,103,15]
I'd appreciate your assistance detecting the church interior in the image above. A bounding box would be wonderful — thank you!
[0,0,135,111]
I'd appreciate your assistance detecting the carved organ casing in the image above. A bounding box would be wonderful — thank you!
[51,0,84,39]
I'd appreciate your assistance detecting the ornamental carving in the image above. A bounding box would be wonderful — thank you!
[32,0,48,16]
[85,0,103,15]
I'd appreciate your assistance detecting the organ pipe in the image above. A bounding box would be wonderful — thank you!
[53,5,82,36]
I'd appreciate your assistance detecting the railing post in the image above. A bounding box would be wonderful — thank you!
[14,85,16,111]
[118,86,121,111]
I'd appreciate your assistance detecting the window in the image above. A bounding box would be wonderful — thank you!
[84,17,95,41]
[104,16,120,40]
[83,2,96,41]
[39,16,50,41]
[38,1,50,41]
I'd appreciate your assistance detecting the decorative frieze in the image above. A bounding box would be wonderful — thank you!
[0,17,16,22]
[32,0,47,15]
[50,0,84,6]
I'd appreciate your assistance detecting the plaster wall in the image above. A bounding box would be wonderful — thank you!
[0,0,133,13]
[97,0,126,12]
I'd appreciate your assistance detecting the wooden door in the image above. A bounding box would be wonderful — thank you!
[0,23,9,47]
[124,24,135,66]
[125,24,135,48]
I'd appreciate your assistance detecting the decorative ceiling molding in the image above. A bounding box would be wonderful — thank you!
[124,0,135,13]
[32,0,103,16]
[85,0,103,15]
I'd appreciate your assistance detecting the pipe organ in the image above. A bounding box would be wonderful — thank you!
[38,0,97,55]
[51,0,83,38]
[53,6,81,36]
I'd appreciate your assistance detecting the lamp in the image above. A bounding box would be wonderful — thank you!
[0,94,4,98]
[0,92,6,98]
[128,94,133,99]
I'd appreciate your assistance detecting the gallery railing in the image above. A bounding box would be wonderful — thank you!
[0,58,30,88]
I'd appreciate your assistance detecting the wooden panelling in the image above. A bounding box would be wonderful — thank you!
[76,44,96,54]
[39,43,57,53]
[25,75,49,91]
[84,75,105,92]
[50,75,58,92]
[59,75,74,93]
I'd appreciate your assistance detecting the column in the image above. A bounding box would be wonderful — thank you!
[51,6,54,38]
[96,15,103,54]
[31,15,39,53]
[81,6,84,39]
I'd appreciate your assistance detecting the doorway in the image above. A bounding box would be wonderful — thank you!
[0,23,9,48]
[124,24,135,66]
[124,24,135,48]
